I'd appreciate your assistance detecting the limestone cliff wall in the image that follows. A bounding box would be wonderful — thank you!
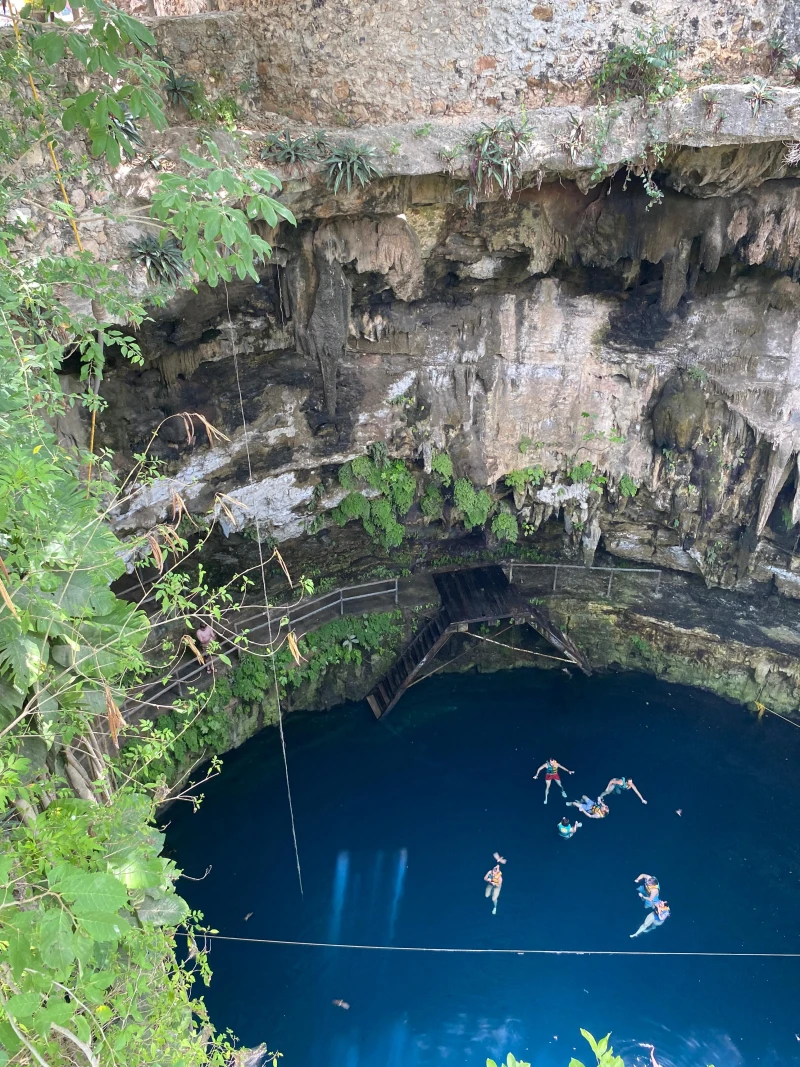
[116,3,800,123]
[84,116,800,602]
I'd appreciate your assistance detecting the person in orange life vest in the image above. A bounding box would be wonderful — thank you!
[630,898,670,937]
[635,873,660,908]
[533,758,574,803]
[483,852,506,915]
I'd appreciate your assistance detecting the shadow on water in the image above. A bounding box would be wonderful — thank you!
[166,670,800,1067]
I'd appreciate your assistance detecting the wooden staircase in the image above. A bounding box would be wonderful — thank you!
[367,565,591,719]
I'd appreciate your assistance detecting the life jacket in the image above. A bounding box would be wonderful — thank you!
[558,822,572,837]
[590,803,605,816]
[655,900,669,920]
[488,866,502,886]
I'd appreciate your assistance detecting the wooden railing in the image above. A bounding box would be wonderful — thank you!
[125,577,399,714]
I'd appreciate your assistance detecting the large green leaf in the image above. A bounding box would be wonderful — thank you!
[55,870,128,913]
[76,912,125,942]
[108,849,164,890]
[135,889,189,927]
[31,995,74,1039]
[5,991,41,1020]
[39,908,75,971]
[0,635,45,689]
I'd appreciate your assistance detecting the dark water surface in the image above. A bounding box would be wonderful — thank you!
[165,669,800,1067]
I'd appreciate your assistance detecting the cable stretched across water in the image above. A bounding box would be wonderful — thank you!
[175,933,800,958]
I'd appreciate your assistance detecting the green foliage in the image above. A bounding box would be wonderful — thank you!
[227,613,404,700]
[768,33,789,73]
[453,478,492,529]
[518,436,543,455]
[164,69,199,110]
[129,233,189,286]
[619,473,639,498]
[492,510,519,543]
[431,449,454,485]
[569,1028,625,1067]
[460,118,533,208]
[687,365,708,383]
[785,55,800,86]
[420,483,444,520]
[333,451,415,548]
[260,128,329,169]
[779,503,797,531]
[413,122,433,137]
[505,466,545,492]
[388,138,402,156]
[323,139,382,193]
[745,78,777,117]
[22,0,169,169]
[630,634,650,655]
[185,84,241,130]
[568,461,607,492]
[593,25,684,102]
[0,8,303,1061]
[487,1056,530,1067]
[332,490,372,526]
[149,137,295,287]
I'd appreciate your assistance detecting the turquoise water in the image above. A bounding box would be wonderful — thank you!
[165,669,800,1067]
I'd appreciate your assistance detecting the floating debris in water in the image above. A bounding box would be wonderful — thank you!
[244,912,253,921]
[332,1000,350,1010]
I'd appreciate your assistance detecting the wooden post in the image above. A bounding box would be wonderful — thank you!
[340,589,344,615]
[394,579,399,605]
[552,565,558,592]
[606,571,613,598]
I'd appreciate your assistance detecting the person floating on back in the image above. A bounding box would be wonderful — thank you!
[635,873,660,908]
[483,852,506,915]
[630,898,670,937]
[567,795,609,819]
[558,816,582,840]
[599,776,647,804]
[533,758,574,804]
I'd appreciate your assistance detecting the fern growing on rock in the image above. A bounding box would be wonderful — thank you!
[492,510,519,543]
[453,478,492,529]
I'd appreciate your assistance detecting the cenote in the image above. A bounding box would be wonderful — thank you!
[166,669,800,1067]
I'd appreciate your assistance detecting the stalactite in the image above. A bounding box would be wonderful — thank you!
[756,441,795,535]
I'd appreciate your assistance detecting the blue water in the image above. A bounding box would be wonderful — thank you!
[165,669,800,1067]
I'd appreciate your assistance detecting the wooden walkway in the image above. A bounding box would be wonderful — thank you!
[366,565,591,719]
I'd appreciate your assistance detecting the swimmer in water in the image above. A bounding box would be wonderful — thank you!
[533,758,574,803]
[630,898,670,937]
[639,1044,662,1067]
[635,873,660,907]
[557,816,582,840]
[567,795,609,819]
[483,852,506,915]
[599,776,647,804]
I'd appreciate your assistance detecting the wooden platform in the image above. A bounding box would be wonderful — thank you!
[366,565,591,719]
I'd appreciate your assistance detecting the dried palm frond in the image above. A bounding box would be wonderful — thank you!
[105,685,125,748]
[286,630,305,666]
[147,532,164,573]
[182,635,205,665]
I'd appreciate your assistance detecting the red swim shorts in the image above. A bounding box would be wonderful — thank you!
[545,772,560,782]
